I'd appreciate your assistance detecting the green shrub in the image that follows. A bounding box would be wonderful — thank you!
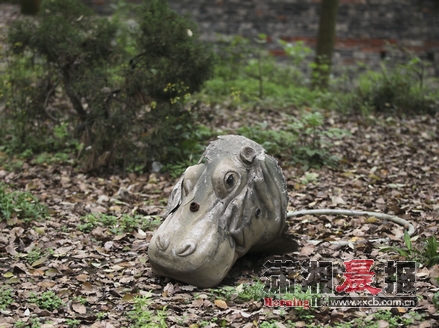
[201,35,316,108]
[161,124,217,177]
[237,111,349,167]
[117,0,214,166]
[349,58,439,115]
[20,0,41,15]
[126,0,213,103]
[0,49,49,155]
[2,0,117,162]
[2,0,214,172]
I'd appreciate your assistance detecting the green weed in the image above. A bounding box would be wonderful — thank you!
[330,312,417,328]
[26,247,43,264]
[96,312,108,320]
[209,281,269,304]
[259,322,282,328]
[199,318,228,327]
[79,213,161,234]
[65,319,81,328]
[73,296,87,305]
[433,292,439,309]
[379,231,439,268]
[294,307,315,323]
[371,310,418,328]
[0,183,48,223]
[200,34,326,109]
[28,291,63,311]
[235,281,267,302]
[205,35,356,112]
[14,321,26,328]
[16,318,42,328]
[127,293,167,328]
[0,287,14,310]
[78,213,118,233]
[301,172,319,184]
[30,318,41,328]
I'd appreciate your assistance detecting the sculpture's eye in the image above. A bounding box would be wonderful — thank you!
[255,208,261,218]
[214,169,240,198]
[224,172,237,189]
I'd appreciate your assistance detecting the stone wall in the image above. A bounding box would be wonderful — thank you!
[82,0,439,75]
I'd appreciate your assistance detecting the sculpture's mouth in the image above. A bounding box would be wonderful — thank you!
[149,258,233,288]
[148,221,236,287]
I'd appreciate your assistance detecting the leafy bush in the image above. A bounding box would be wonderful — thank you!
[0,49,50,155]
[2,0,117,161]
[161,124,217,177]
[2,0,214,172]
[117,0,214,167]
[126,0,213,103]
[349,58,439,115]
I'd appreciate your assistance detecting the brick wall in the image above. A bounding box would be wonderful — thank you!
[81,0,439,75]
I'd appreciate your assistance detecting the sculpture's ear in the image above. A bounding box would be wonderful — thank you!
[240,146,257,165]
[163,174,184,218]
[253,156,286,220]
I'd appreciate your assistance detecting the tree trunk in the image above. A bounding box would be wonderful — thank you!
[62,68,88,123]
[312,0,339,90]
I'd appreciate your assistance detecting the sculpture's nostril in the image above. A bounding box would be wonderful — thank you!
[190,202,200,212]
[176,240,197,257]
[155,235,170,251]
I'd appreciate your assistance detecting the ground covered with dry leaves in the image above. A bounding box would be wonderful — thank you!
[1,106,439,327]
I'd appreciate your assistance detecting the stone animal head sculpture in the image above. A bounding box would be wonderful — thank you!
[148,135,297,287]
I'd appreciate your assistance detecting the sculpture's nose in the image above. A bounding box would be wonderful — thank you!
[175,240,196,257]
[155,234,170,251]
[153,235,197,257]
